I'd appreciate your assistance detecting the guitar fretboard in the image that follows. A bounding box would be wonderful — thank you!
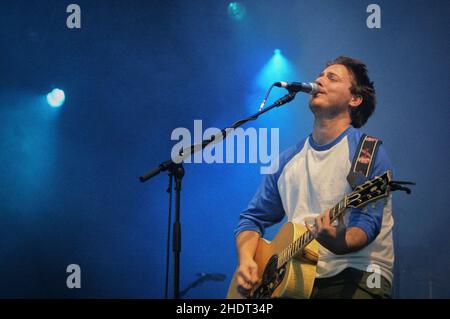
[277,197,348,267]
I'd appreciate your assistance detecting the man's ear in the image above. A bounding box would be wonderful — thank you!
[349,95,363,108]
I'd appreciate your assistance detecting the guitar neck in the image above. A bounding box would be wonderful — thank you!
[277,196,348,267]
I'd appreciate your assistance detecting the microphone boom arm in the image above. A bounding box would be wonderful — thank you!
[139,91,297,181]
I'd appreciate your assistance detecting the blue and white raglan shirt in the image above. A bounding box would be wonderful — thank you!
[234,126,395,283]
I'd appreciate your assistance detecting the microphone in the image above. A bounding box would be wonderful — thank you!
[274,82,320,95]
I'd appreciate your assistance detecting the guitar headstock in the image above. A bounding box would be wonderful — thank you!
[346,171,392,209]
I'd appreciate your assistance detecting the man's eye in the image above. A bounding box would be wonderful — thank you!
[328,74,338,81]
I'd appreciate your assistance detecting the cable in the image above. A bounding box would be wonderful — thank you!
[258,83,275,111]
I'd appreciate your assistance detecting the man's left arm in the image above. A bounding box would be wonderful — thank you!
[307,209,369,255]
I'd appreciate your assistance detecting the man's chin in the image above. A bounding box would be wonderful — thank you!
[308,100,323,112]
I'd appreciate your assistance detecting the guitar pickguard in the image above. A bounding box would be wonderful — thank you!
[251,255,286,299]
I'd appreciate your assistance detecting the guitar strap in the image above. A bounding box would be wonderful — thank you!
[346,134,382,190]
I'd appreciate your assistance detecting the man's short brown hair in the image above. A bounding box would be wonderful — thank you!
[327,56,376,128]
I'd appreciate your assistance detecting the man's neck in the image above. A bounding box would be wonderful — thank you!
[312,116,351,146]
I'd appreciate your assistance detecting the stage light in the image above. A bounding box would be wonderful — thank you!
[46,88,65,107]
[255,49,296,90]
[228,2,246,21]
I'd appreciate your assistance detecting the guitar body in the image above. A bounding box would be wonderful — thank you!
[227,222,319,299]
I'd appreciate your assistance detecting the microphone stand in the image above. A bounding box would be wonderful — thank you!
[139,91,297,299]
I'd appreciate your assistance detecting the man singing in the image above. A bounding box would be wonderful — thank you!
[234,56,394,299]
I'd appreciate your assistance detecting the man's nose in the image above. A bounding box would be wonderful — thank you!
[315,77,324,87]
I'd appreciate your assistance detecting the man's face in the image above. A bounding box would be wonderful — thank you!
[309,64,357,115]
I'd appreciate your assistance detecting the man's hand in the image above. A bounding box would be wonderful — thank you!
[305,209,368,255]
[236,257,259,297]
[235,230,261,297]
